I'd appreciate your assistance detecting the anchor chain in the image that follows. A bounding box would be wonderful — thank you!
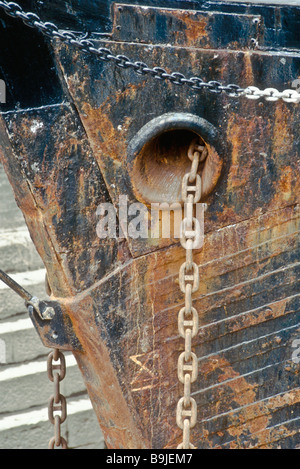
[176,140,205,449]
[0,269,67,448]
[0,0,299,103]
[47,349,68,449]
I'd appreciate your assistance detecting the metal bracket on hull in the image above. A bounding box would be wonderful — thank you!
[0,269,82,351]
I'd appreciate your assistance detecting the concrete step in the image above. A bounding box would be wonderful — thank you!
[0,397,104,449]
[0,313,47,364]
[0,354,87,414]
[0,165,26,231]
[0,227,44,273]
[0,275,47,320]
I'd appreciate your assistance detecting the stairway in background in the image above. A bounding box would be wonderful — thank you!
[0,164,104,449]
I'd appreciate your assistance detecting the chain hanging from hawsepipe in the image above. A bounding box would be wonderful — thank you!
[176,140,206,449]
[0,0,299,103]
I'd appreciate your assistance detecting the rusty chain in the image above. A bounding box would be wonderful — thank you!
[0,270,66,448]
[47,349,68,449]
[176,140,206,449]
[0,0,299,103]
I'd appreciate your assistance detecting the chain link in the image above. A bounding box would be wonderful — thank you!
[47,349,68,449]
[0,1,299,103]
[176,140,205,449]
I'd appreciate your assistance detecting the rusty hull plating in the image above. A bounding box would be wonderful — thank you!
[0,1,299,449]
